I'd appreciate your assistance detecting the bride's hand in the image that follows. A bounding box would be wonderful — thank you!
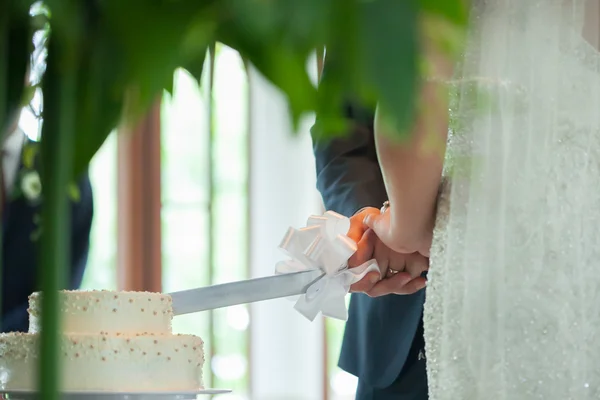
[363,209,433,257]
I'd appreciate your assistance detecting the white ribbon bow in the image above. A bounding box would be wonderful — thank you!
[275,211,380,321]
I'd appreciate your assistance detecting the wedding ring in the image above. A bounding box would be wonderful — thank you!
[387,268,401,277]
[380,200,390,215]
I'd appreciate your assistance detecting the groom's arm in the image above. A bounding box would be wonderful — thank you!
[312,101,389,294]
[311,52,388,216]
[312,102,387,217]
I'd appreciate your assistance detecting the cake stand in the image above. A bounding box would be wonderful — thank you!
[0,389,232,400]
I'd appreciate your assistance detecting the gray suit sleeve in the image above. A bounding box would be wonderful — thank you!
[312,101,388,217]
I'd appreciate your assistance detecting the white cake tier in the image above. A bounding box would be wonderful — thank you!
[0,332,204,391]
[28,291,173,334]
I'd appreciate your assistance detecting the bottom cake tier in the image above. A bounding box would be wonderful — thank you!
[0,332,204,391]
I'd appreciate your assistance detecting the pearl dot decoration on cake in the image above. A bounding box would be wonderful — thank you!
[28,290,173,335]
[0,290,205,392]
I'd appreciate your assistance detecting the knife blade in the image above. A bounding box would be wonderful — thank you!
[169,269,324,316]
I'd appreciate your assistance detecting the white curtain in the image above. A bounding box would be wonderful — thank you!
[248,61,326,400]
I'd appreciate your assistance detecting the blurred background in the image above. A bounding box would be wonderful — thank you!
[18,43,355,400]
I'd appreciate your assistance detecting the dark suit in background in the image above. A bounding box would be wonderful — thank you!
[1,139,94,333]
[312,70,428,398]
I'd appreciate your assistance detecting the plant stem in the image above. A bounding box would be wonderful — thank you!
[0,4,7,132]
[0,0,9,333]
[39,38,75,400]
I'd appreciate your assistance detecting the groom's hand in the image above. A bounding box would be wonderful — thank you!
[346,207,382,293]
[366,251,428,297]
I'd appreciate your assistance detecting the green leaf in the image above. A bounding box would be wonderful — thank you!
[217,28,316,129]
[312,50,355,140]
[45,0,84,60]
[315,0,421,140]
[30,14,49,31]
[20,84,36,107]
[103,0,215,119]
[281,0,334,47]
[67,183,80,202]
[71,4,124,178]
[179,46,209,88]
[22,140,38,169]
[359,0,420,137]
[314,0,380,139]
[2,3,34,140]
[69,1,218,177]
[216,0,324,129]
[419,0,469,25]
[422,14,467,62]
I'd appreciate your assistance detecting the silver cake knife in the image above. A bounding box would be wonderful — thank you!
[169,269,324,316]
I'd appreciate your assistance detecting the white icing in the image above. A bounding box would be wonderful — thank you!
[28,291,173,334]
[0,290,204,392]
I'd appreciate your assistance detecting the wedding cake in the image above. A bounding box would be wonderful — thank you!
[0,290,204,392]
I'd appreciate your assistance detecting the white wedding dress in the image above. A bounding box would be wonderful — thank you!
[424,1,600,399]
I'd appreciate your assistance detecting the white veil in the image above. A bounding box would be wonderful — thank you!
[424,0,600,398]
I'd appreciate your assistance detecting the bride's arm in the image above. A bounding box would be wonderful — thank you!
[366,33,454,255]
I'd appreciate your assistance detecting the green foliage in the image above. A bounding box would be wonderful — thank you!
[420,0,469,24]
[1,0,35,139]
[3,0,468,177]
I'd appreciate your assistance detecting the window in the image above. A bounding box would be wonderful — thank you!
[161,44,250,397]
[326,307,358,399]
[81,133,118,290]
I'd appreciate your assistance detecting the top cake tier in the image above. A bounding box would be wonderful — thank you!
[28,290,173,334]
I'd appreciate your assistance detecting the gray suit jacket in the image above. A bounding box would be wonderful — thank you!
[311,65,425,387]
